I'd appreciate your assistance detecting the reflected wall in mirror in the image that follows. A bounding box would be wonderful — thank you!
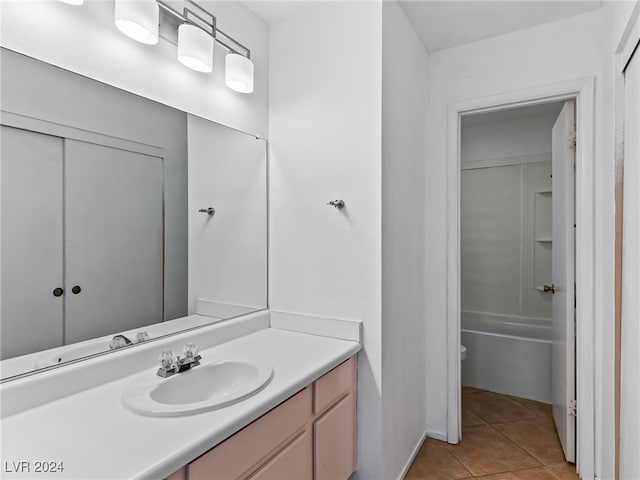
[0,48,267,380]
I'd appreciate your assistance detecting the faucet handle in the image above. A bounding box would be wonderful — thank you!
[183,343,199,359]
[134,331,150,343]
[159,350,176,369]
[109,337,127,350]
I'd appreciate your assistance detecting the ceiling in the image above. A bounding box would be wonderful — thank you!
[399,1,603,52]
[242,1,603,52]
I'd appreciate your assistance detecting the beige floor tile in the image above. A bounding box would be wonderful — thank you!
[476,466,561,479]
[463,386,485,395]
[493,417,566,465]
[548,463,579,479]
[508,396,553,418]
[406,391,573,480]
[463,406,488,428]
[465,392,540,424]
[405,439,473,480]
[448,425,541,476]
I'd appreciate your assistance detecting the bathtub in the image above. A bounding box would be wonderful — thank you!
[461,311,552,403]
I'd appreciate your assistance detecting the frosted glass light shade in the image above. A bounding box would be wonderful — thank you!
[58,0,84,5]
[114,0,159,45]
[178,24,214,73]
[225,54,254,93]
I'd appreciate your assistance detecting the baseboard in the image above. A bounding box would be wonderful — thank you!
[396,430,428,480]
[426,429,448,442]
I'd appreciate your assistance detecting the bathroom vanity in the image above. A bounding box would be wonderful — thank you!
[167,356,356,480]
[0,312,361,479]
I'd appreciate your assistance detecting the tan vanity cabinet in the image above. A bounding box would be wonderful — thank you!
[166,355,357,480]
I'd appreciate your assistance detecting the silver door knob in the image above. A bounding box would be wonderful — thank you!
[543,284,555,294]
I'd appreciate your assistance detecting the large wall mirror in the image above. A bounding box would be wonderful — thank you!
[0,48,267,381]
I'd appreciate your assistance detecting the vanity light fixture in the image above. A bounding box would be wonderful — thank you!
[114,0,159,45]
[157,0,254,92]
[178,23,214,73]
[66,0,254,92]
[225,53,254,93]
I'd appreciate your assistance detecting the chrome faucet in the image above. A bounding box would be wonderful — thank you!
[109,334,132,350]
[157,344,201,378]
[109,331,150,350]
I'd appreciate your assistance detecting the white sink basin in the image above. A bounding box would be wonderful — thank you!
[122,358,273,416]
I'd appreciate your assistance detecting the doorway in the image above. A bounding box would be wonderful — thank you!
[445,78,596,478]
[458,100,576,462]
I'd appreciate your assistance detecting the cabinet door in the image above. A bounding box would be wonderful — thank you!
[64,139,163,343]
[314,392,356,480]
[189,387,312,480]
[165,467,187,480]
[247,430,312,480]
[1,125,64,359]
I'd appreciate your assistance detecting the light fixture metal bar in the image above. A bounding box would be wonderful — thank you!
[156,0,187,23]
[217,28,251,58]
[183,4,215,36]
[156,0,250,58]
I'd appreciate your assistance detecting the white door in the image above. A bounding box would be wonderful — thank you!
[64,139,163,344]
[620,42,640,480]
[1,126,64,359]
[551,101,576,462]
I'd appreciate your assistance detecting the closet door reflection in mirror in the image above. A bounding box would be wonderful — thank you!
[64,139,164,344]
[1,126,65,359]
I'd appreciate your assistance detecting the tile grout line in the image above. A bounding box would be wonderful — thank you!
[408,389,578,480]
[486,422,545,466]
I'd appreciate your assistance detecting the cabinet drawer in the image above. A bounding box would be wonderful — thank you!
[188,386,312,480]
[314,392,357,480]
[164,467,186,480]
[314,356,356,414]
[247,429,312,480]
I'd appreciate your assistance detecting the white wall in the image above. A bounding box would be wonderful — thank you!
[0,0,268,135]
[381,2,428,479]
[269,4,430,478]
[424,9,604,452]
[268,3,383,478]
[461,112,558,164]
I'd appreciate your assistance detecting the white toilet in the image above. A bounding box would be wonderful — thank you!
[460,345,467,361]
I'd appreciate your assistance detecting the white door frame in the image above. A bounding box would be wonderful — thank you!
[446,78,595,477]
[616,3,640,477]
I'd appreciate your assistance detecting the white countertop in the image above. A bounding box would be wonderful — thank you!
[0,327,360,479]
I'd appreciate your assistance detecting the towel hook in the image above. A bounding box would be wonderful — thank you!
[326,200,345,209]
[198,207,216,216]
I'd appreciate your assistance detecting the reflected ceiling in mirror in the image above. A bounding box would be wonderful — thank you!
[0,48,267,381]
